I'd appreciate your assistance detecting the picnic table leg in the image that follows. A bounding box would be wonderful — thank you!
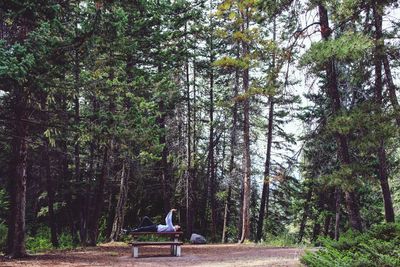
[173,235,179,256]
[170,237,177,256]
[132,246,139,258]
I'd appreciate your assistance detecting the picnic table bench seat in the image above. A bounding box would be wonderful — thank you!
[129,231,183,258]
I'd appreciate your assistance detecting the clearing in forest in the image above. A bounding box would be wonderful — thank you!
[0,243,306,267]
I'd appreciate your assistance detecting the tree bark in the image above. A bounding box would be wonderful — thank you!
[240,10,251,243]
[158,99,171,213]
[110,160,130,241]
[40,93,59,248]
[318,3,363,232]
[222,42,240,243]
[334,187,341,240]
[209,20,217,240]
[87,146,109,246]
[43,141,59,247]
[185,22,193,239]
[73,48,82,245]
[382,55,400,126]
[373,2,395,223]
[256,16,277,243]
[6,89,28,258]
[298,186,313,242]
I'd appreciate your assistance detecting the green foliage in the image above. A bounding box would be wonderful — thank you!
[301,223,400,267]
[0,42,35,84]
[0,188,8,222]
[262,232,299,247]
[0,223,7,252]
[26,227,77,253]
[26,235,53,253]
[301,32,373,66]
[213,56,250,69]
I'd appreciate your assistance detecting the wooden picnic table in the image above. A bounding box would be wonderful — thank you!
[129,231,183,258]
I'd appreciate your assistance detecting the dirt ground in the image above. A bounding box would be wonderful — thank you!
[0,243,308,267]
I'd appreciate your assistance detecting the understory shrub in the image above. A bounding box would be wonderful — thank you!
[26,226,76,253]
[301,223,400,267]
[262,232,299,247]
[0,223,7,251]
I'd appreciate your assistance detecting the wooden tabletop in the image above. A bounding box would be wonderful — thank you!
[131,231,183,235]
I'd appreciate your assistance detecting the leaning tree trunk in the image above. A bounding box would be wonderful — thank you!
[6,89,28,258]
[110,160,130,241]
[373,2,395,223]
[318,3,363,231]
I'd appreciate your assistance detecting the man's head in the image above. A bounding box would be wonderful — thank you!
[174,225,181,231]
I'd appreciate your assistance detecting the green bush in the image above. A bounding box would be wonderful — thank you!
[262,232,299,247]
[0,223,7,252]
[301,223,400,267]
[26,227,52,253]
[26,226,77,253]
[58,232,76,250]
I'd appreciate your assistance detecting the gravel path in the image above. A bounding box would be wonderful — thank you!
[0,243,307,267]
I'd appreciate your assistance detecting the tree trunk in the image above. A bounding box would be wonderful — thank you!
[73,49,82,244]
[209,23,217,241]
[334,188,341,240]
[185,22,193,239]
[158,99,171,213]
[256,16,277,243]
[105,183,117,239]
[87,146,109,246]
[240,12,251,243]
[221,185,231,243]
[6,89,28,258]
[256,99,273,243]
[311,222,321,242]
[298,186,313,242]
[373,2,395,223]
[110,161,130,241]
[318,3,363,232]
[43,141,59,247]
[40,93,59,248]
[222,42,240,243]
[382,55,400,126]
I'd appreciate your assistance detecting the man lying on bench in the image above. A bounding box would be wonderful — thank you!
[125,209,181,233]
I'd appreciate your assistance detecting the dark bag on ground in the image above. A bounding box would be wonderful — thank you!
[190,233,207,244]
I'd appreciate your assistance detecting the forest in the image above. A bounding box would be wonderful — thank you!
[0,0,399,265]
